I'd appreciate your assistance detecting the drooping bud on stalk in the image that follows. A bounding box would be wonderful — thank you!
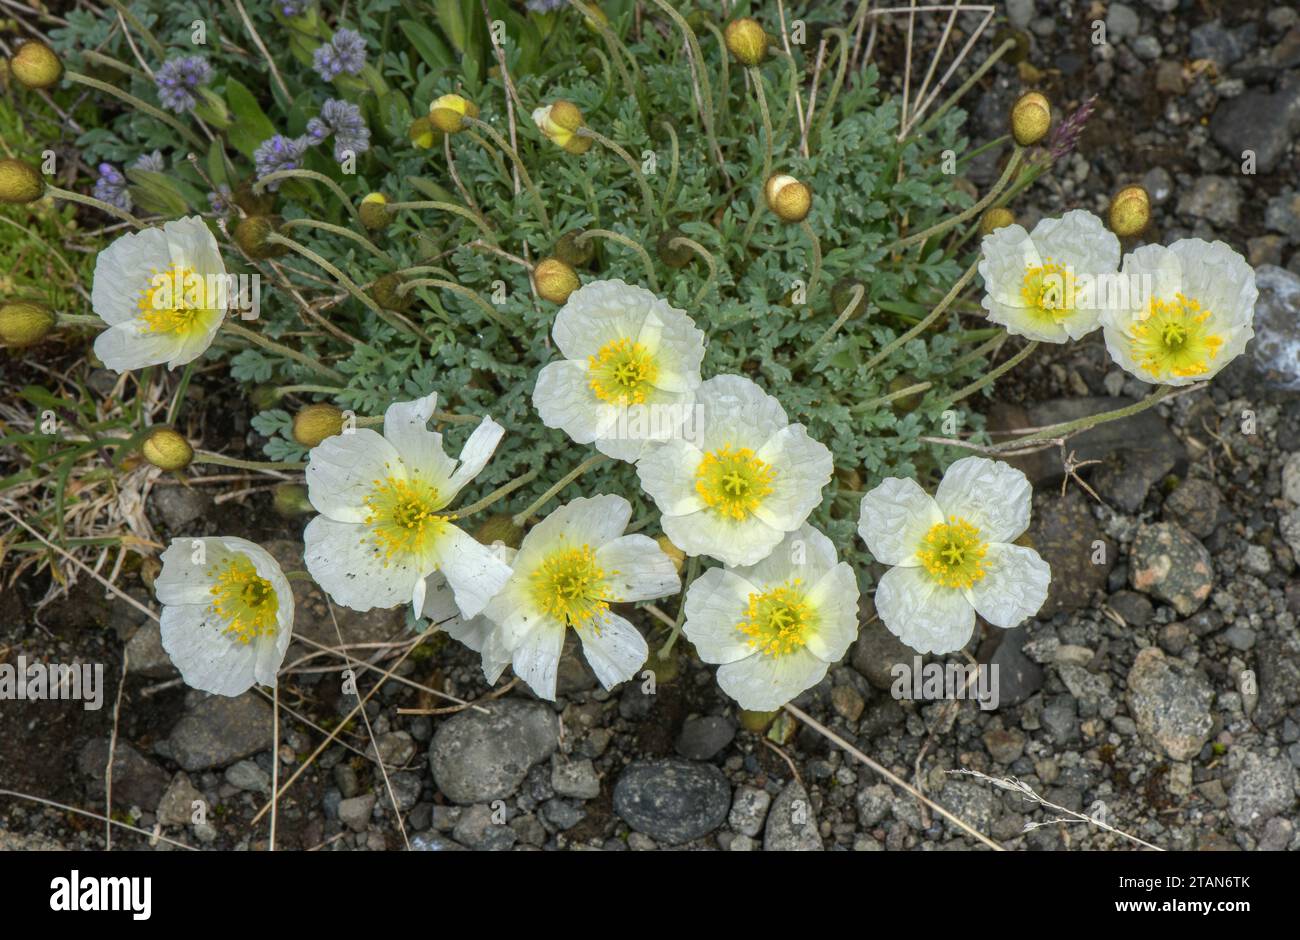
[10,40,63,90]
[234,215,290,259]
[764,174,812,223]
[980,207,1015,236]
[232,179,275,217]
[0,158,45,204]
[474,513,524,550]
[1107,184,1151,238]
[371,272,415,313]
[408,115,440,149]
[532,100,592,154]
[656,228,693,268]
[292,403,345,448]
[272,483,314,517]
[553,229,595,268]
[359,192,391,231]
[1009,91,1051,146]
[0,300,55,347]
[888,373,926,413]
[725,18,769,67]
[428,94,479,134]
[534,257,580,304]
[831,278,868,317]
[141,427,194,471]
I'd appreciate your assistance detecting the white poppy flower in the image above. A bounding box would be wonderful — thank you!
[91,216,227,372]
[303,392,512,619]
[636,374,833,568]
[472,494,680,700]
[1100,238,1256,386]
[420,551,515,685]
[155,536,294,696]
[857,457,1050,655]
[533,279,706,462]
[978,209,1120,343]
[682,524,860,712]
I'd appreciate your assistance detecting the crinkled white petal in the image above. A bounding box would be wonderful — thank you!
[160,603,262,697]
[430,525,513,620]
[752,424,833,531]
[681,567,757,665]
[661,506,785,568]
[380,392,456,496]
[934,456,1032,543]
[92,227,173,326]
[635,439,705,516]
[966,542,1051,628]
[692,374,788,452]
[509,619,566,700]
[533,359,622,445]
[551,279,665,361]
[306,428,405,524]
[857,477,944,566]
[303,515,415,611]
[448,416,504,497]
[716,648,830,712]
[739,523,839,590]
[874,563,977,655]
[93,320,189,372]
[594,534,680,602]
[155,537,224,606]
[577,612,648,691]
[514,494,632,571]
[802,563,861,663]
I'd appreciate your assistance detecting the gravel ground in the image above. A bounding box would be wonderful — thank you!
[3,2,1299,851]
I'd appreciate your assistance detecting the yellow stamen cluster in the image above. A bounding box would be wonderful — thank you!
[1020,258,1075,321]
[209,555,279,644]
[530,544,613,629]
[695,445,775,521]
[917,517,988,590]
[137,264,214,334]
[1129,292,1223,380]
[363,474,448,563]
[739,581,813,657]
[587,337,659,405]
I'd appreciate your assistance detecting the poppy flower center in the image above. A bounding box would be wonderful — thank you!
[209,555,279,643]
[138,264,218,334]
[1129,292,1223,380]
[918,517,988,590]
[695,444,775,520]
[1020,258,1076,320]
[363,475,448,563]
[739,581,813,657]
[530,544,611,629]
[588,338,659,405]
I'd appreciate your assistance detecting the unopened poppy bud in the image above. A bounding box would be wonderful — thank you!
[292,403,345,448]
[474,513,524,550]
[980,207,1015,236]
[371,272,415,313]
[10,40,63,90]
[0,300,55,347]
[429,94,478,134]
[0,158,44,204]
[1108,184,1151,238]
[408,115,440,149]
[534,257,579,304]
[1010,91,1051,146]
[657,228,694,268]
[234,215,289,259]
[532,101,592,154]
[272,483,314,517]
[725,18,769,67]
[831,278,867,317]
[888,373,926,413]
[232,179,275,217]
[553,229,595,268]
[765,174,812,223]
[141,427,193,471]
[359,192,390,231]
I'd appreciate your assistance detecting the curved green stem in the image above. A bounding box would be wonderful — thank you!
[577,229,660,292]
[668,237,718,306]
[794,283,865,370]
[946,340,1039,406]
[659,120,680,216]
[279,218,388,259]
[511,453,608,527]
[887,149,1022,254]
[865,261,979,371]
[648,0,724,174]
[386,200,495,240]
[465,118,552,234]
[397,278,521,333]
[254,169,362,225]
[223,320,347,383]
[802,219,823,305]
[577,127,657,221]
[451,466,542,520]
[854,381,933,414]
[193,451,306,472]
[44,184,145,229]
[65,70,205,150]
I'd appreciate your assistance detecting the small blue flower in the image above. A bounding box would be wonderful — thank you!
[525,0,567,11]
[155,56,212,113]
[93,163,132,211]
[279,0,309,16]
[312,29,367,81]
[253,134,311,190]
[131,151,165,173]
[305,98,371,162]
[207,183,233,215]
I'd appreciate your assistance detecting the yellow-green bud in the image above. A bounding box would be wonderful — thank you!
[272,483,314,517]
[1108,184,1151,238]
[292,403,345,448]
[534,257,580,304]
[1009,91,1051,146]
[429,94,479,134]
[656,228,694,268]
[739,709,779,733]
[655,535,685,574]
[234,215,289,259]
[725,18,769,67]
[553,229,595,268]
[0,300,55,347]
[141,427,193,471]
[359,192,390,231]
[831,278,868,317]
[371,272,414,313]
[408,115,441,149]
[232,179,275,217]
[765,174,812,223]
[10,41,63,90]
[473,513,524,550]
[0,158,44,204]
[888,373,926,413]
[980,207,1015,236]
[992,27,1031,65]
[249,384,279,411]
[532,100,591,155]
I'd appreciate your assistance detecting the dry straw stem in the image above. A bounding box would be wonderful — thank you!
[0,789,195,850]
[948,769,1164,851]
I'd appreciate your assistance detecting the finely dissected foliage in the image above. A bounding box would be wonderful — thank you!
[45,1,995,584]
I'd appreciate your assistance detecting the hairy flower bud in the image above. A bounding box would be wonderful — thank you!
[532,100,592,154]
[1108,184,1151,238]
[0,300,55,347]
[831,278,868,317]
[473,513,524,550]
[359,192,390,231]
[980,207,1015,236]
[234,215,289,259]
[725,18,769,67]
[534,257,579,304]
[272,483,314,517]
[553,229,595,268]
[0,158,45,204]
[428,94,478,134]
[232,178,275,217]
[292,403,345,448]
[141,427,193,471]
[10,40,63,90]
[764,174,812,223]
[371,272,414,313]
[1009,91,1051,146]
[408,115,440,149]
[656,228,694,268]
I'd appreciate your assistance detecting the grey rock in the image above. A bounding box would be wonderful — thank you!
[152,485,208,532]
[1092,446,1177,513]
[1255,638,1300,727]
[1105,3,1139,41]
[338,793,376,832]
[1228,752,1296,829]
[1131,35,1162,60]
[410,830,465,851]
[1265,190,1300,241]
[1129,523,1214,616]
[613,759,731,845]
[728,785,772,837]
[368,731,416,769]
[155,772,203,827]
[1025,488,1113,616]
[1252,266,1300,390]
[852,618,922,686]
[77,738,167,810]
[1189,22,1253,68]
[763,781,823,851]
[224,759,270,795]
[1176,174,1240,227]
[1164,477,1222,538]
[983,726,1026,764]
[551,757,601,800]
[939,779,998,836]
[1241,545,1271,578]
[1005,0,1034,30]
[333,763,360,799]
[1041,695,1079,745]
[988,626,1043,707]
[855,783,894,828]
[429,699,560,804]
[675,715,736,760]
[1210,78,1300,175]
[1126,648,1215,761]
[123,621,178,679]
[1283,452,1300,505]
[541,797,586,831]
[1259,816,1294,851]
[454,803,517,849]
[1108,590,1154,627]
[1141,166,1173,204]
[163,692,273,772]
